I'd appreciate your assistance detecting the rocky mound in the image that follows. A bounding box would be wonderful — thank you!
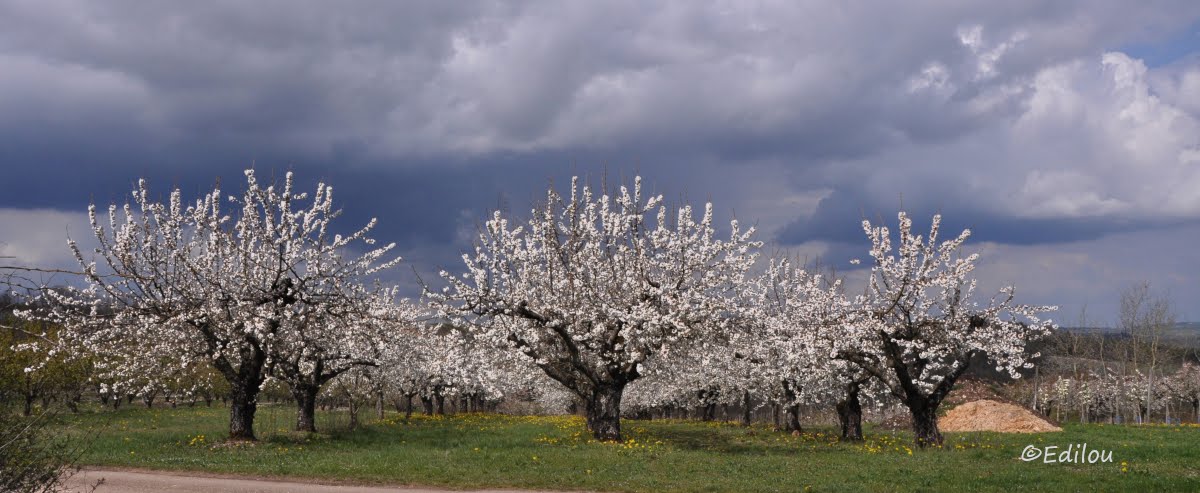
[939,399,1062,433]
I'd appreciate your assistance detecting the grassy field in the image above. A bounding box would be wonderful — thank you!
[53,405,1200,492]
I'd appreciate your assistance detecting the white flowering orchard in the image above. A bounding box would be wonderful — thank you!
[3,167,1070,447]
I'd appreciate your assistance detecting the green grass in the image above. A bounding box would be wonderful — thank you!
[54,405,1200,492]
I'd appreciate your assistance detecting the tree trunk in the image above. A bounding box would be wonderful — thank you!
[228,383,260,441]
[1146,369,1155,424]
[292,383,320,433]
[376,392,385,420]
[1030,365,1039,412]
[420,396,434,415]
[784,404,802,433]
[585,384,625,441]
[910,401,943,447]
[405,394,415,420]
[836,382,864,441]
[740,391,752,426]
[435,394,445,415]
[781,380,802,432]
[348,397,360,430]
[23,394,34,417]
[206,332,269,441]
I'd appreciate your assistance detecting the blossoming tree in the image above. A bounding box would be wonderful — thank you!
[746,258,885,439]
[1169,363,1200,423]
[270,293,420,433]
[837,212,1056,446]
[24,170,400,440]
[432,176,759,441]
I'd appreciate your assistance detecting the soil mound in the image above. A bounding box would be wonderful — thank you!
[943,378,1007,407]
[940,399,1062,433]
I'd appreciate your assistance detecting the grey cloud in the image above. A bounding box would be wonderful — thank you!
[3,1,1195,160]
[1,1,1199,322]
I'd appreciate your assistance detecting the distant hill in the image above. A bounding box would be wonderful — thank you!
[1061,323,1200,348]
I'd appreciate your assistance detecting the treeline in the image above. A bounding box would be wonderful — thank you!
[1012,284,1200,424]
[2,293,524,430]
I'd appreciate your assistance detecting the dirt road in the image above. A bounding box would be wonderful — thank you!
[63,468,570,493]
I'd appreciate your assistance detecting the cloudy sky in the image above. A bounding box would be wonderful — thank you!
[1,1,1198,324]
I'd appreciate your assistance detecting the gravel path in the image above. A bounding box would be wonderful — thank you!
[63,468,571,493]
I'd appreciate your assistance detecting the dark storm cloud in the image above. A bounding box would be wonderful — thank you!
[2,1,1193,163]
[1,2,1193,209]
[3,2,1200,320]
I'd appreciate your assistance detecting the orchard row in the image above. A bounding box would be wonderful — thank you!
[5,170,1056,447]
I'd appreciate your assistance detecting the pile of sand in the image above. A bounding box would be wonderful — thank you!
[939,399,1062,433]
[942,378,1007,407]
